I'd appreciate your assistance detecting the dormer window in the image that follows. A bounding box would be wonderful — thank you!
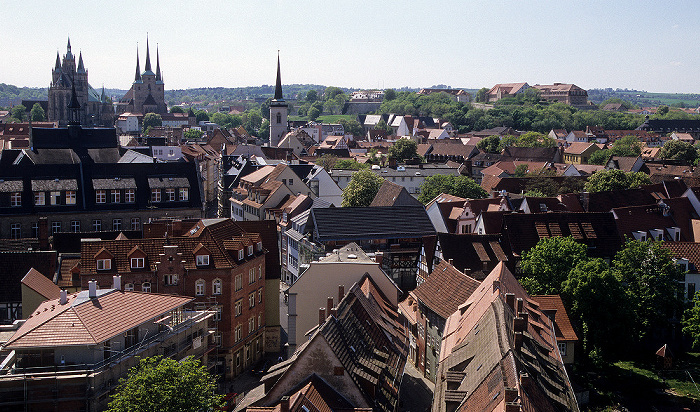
[247,245,253,256]
[238,249,244,260]
[97,258,111,271]
[196,254,210,266]
[10,192,21,207]
[256,241,263,252]
[131,257,145,269]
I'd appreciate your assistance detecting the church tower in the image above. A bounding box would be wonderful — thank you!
[269,53,288,147]
[118,37,167,116]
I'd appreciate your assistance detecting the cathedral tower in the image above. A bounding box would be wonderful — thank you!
[269,53,288,147]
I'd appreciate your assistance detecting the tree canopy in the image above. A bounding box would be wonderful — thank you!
[30,103,46,122]
[520,236,589,295]
[184,128,204,140]
[170,106,185,113]
[142,113,162,134]
[476,135,502,154]
[388,139,418,162]
[341,169,384,207]
[658,139,698,165]
[10,104,26,122]
[583,169,651,192]
[417,174,487,204]
[107,356,221,412]
[683,291,700,350]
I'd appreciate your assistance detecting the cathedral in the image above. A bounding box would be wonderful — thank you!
[48,38,113,126]
[116,38,167,115]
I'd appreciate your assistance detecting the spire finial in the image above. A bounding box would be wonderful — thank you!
[274,51,283,100]
[135,44,141,82]
[67,37,71,52]
[144,35,152,73]
[155,43,162,81]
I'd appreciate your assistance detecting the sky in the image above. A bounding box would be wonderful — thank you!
[3,1,700,94]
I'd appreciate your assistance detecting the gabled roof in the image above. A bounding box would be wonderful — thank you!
[501,146,560,162]
[412,259,480,320]
[5,288,192,348]
[532,295,578,342]
[583,187,656,212]
[613,197,697,241]
[310,206,435,242]
[433,233,512,280]
[564,142,597,155]
[21,268,61,300]
[369,180,422,207]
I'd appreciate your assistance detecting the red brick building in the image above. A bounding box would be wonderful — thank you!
[79,218,266,378]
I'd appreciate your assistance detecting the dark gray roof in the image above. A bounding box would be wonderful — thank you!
[310,206,435,241]
[31,179,78,191]
[92,178,137,190]
[0,180,23,192]
[148,177,190,188]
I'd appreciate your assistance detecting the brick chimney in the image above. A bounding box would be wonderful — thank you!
[326,297,333,318]
[338,285,345,303]
[504,387,518,403]
[319,308,326,327]
[280,396,290,412]
[516,298,524,314]
[38,217,49,250]
[505,402,521,412]
[505,293,515,312]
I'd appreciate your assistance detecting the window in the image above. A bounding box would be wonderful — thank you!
[34,192,45,206]
[51,221,61,234]
[215,333,222,347]
[124,283,134,292]
[258,265,262,279]
[276,112,281,124]
[238,249,244,260]
[558,342,567,357]
[288,179,293,186]
[97,258,111,270]
[165,188,175,202]
[235,274,242,291]
[249,317,255,334]
[93,219,102,231]
[258,288,262,303]
[96,190,106,204]
[10,192,21,207]
[249,268,255,284]
[112,218,121,231]
[249,292,255,308]
[212,279,222,295]
[151,189,161,202]
[164,274,178,285]
[235,325,242,342]
[689,283,697,301]
[195,279,205,296]
[235,300,242,316]
[31,222,38,238]
[131,217,140,231]
[256,241,263,252]
[179,188,188,201]
[11,223,20,239]
[125,189,135,203]
[141,282,151,292]
[196,254,209,266]
[258,314,262,331]
[70,220,80,232]
[247,245,253,256]
[111,190,120,203]
[66,190,76,205]
[131,257,145,269]
[214,306,222,321]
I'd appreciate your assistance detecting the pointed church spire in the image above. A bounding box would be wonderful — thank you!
[66,37,73,59]
[55,51,61,70]
[68,81,81,125]
[77,52,85,73]
[134,45,142,82]
[144,35,152,73]
[67,37,71,52]
[155,44,162,82]
[274,51,283,100]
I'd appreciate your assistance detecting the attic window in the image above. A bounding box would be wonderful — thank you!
[97,258,111,271]
[238,249,244,260]
[256,241,263,252]
[131,257,145,269]
[196,255,210,266]
[247,245,253,256]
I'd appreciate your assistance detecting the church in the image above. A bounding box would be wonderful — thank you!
[47,38,113,126]
[116,38,167,116]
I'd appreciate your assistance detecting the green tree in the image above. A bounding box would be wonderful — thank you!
[476,135,502,154]
[584,169,651,192]
[513,163,529,177]
[316,154,338,171]
[384,88,397,101]
[242,110,262,136]
[10,104,26,122]
[195,110,209,123]
[341,169,384,207]
[520,236,589,295]
[324,86,343,100]
[683,291,700,350]
[107,356,221,412]
[475,87,489,103]
[306,89,318,103]
[337,118,363,136]
[588,149,611,165]
[374,119,392,135]
[30,103,45,122]
[657,105,670,116]
[417,174,487,204]
[142,113,162,134]
[610,135,642,157]
[563,258,633,363]
[170,106,184,113]
[658,139,698,164]
[334,159,368,170]
[613,239,685,343]
[184,128,204,140]
[307,106,320,121]
[388,139,418,162]
[259,119,270,142]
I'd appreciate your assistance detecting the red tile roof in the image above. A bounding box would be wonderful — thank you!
[21,268,61,300]
[412,259,481,319]
[531,295,578,342]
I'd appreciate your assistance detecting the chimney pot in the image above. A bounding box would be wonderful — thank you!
[319,308,326,327]
[338,285,345,302]
[448,258,454,265]
[59,290,68,305]
[326,297,333,318]
[88,280,97,298]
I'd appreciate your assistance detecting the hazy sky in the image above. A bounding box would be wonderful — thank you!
[4,1,700,93]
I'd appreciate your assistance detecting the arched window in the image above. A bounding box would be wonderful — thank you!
[124,283,134,292]
[195,279,205,296]
[141,282,151,293]
[212,279,222,295]
[276,112,281,124]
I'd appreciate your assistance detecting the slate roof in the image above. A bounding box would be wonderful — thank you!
[582,188,656,212]
[309,206,435,242]
[21,268,61,300]
[4,288,192,348]
[412,259,480,320]
[501,212,622,258]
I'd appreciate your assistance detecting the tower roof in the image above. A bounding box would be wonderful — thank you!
[142,36,155,76]
[55,51,61,70]
[274,52,283,100]
[68,83,81,110]
[134,46,142,82]
[155,44,163,83]
[77,52,85,73]
[66,37,72,59]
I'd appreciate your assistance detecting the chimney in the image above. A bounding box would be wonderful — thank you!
[319,308,326,327]
[326,297,333,318]
[88,280,97,298]
[516,298,523,314]
[112,275,122,291]
[331,308,337,318]
[38,217,49,250]
[513,316,526,333]
[448,258,454,265]
[59,290,68,305]
[505,402,521,412]
[280,396,290,412]
[519,312,529,328]
[338,285,345,303]
[492,279,500,293]
[504,387,518,403]
[505,293,515,311]
[374,252,383,266]
[514,331,523,351]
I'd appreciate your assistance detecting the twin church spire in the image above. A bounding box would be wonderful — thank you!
[133,36,162,83]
